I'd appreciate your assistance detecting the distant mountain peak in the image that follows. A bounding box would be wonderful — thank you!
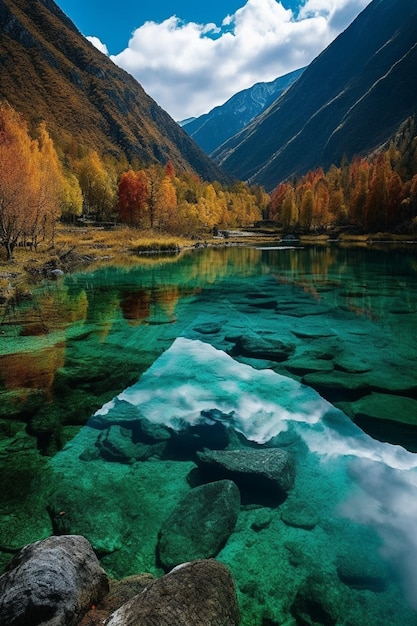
[181,68,305,156]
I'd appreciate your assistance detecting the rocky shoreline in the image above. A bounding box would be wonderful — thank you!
[0,535,240,626]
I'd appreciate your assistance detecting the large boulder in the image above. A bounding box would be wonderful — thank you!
[196,448,295,500]
[157,480,240,570]
[105,559,240,626]
[0,535,108,626]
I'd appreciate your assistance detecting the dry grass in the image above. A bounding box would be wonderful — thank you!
[54,225,195,257]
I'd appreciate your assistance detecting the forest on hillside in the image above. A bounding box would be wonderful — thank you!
[2,101,417,264]
[267,117,417,234]
[0,102,268,259]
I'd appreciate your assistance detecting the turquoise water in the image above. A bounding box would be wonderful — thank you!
[1,244,417,624]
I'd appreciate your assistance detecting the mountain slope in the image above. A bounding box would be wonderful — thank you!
[213,0,417,190]
[182,68,304,155]
[0,0,228,182]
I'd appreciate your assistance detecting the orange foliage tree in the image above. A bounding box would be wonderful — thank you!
[0,103,64,258]
[117,169,149,226]
[267,134,417,233]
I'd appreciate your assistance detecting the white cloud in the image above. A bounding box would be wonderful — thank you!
[110,0,371,121]
[87,35,109,55]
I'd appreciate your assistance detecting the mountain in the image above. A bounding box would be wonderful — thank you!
[178,117,196,127]
[181,68,304,155]
[0,0,228,182]
[213,0,417,191]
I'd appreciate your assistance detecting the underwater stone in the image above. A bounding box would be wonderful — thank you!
[192,321,222,334]
[196,448,295,497]
[250,508,274,531]
[333,352,372,373]
[302,371,371,396]
[285,357,334,375]
[157,480,240,570]
[336,552,388,591]
[138,417,172,442]
[96,425,154,463]
[0,535,108,626]
[105,559,240,626]
[231,332,296,361]
[350,393,417,426]
[290,337,343,365]
[290,576,340,626]
[280,499,319,530]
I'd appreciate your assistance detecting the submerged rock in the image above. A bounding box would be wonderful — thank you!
[192,321,222,334]
[0,535,108,626]
[350,393,417,427]
[302,371,370,398]
[158,480,240,570]
[231,332,295,362]
[96,425,158,463]
[105,559,240,626]
[336,550,388,592]
[280,498,319,530]
[290,576,340,626]
[196,448,295,499]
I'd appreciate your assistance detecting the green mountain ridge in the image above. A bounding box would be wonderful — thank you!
[0,0,228,182]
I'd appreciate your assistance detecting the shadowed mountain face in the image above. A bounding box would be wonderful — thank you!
[181,68,305,156]
[0,0,228,182]
[213,0,417,191]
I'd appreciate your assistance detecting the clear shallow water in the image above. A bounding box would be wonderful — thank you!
[1,244,417,625]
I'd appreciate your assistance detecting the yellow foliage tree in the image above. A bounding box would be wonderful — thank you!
[155,176,177,231]
[0,103,63,258]
[61,171,83,223]
[76,151,115,222]
[28,123,65,248]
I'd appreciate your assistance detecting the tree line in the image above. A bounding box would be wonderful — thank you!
[267,117,417,233]
[2,101,417,263]
[0,102,268,259]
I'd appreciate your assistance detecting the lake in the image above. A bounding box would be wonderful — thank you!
[1,243,417,625]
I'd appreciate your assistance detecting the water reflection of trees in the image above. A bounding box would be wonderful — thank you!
[2,245,417,430]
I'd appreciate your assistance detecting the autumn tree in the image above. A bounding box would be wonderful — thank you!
[0,104,33,258]
[28,123,65,248]
[76,151,115,222]
[363,153,392,231]
[313,176,330,227]
[0,104,63,258]
[61,171,83,223]
[299,184,314,230]
[268,183,288,222]
[165,160,175,179]
[155,175,177,231]
[146,165,165,229]
[348,158,370,226]
[117,169,149,226]
[281,185,298,229]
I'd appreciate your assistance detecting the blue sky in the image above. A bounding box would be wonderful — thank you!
[55,0,371,120]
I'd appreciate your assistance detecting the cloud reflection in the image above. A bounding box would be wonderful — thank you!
[94,336,417,606]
